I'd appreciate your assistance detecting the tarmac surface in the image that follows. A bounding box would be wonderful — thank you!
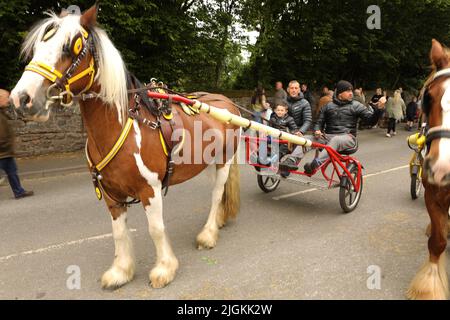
[0,127,436,300]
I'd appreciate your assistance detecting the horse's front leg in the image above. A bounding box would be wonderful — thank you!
[143,184,179,288]
[408,187,449,300]
[101,204,135,289]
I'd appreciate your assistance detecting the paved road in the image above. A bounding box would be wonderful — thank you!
[0,128,432,300]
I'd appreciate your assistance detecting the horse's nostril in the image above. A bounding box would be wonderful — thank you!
[19,92,31,108]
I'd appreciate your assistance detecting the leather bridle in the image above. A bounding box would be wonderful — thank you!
[24,26,98,108]
[423,68,450,145]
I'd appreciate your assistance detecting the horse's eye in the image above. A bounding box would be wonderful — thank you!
[62,43,72,57]
[42,24,58,42]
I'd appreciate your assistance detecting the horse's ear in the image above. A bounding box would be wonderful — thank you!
[80,3,99,28]
[431,39,449,70]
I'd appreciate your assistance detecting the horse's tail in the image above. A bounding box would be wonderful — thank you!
[221,155,240,224]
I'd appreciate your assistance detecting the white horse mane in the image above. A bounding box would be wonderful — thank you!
[21,11,128,124]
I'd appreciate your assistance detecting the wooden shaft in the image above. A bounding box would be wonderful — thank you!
[191,100,312,148]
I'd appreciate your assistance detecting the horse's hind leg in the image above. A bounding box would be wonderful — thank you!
[101,205,135,289]
[196,164,229,249]
[143,185,179,289]
[408,188,449,300]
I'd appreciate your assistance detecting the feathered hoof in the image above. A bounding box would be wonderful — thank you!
[149,259,179,289]
[196,228,218,250]
[407,262,449,300]
[101,265,135,290]
[406,286,448,300]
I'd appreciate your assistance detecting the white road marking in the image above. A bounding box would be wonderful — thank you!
[0,229,137,263]
[363,165,409,178]
[273,165,409,200]
[273,188,318,201]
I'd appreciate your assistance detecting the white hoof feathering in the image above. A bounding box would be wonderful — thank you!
[196,227,219,250]
[101,264,135,289]
[407,257,449,300]
[149,258,179,289]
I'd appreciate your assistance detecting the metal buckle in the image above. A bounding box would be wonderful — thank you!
[60,91,75,107]
[144,118,160,129]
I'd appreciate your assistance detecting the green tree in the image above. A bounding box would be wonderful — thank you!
[237,0,450,91]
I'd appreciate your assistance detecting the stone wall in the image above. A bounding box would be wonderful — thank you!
[11,105,87,158]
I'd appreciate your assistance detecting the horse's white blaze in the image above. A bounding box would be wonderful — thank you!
[433,80,450,183]
[197,160,232,249]
[10,73,44,108]
[133,152,178,288]
[101,213,135,288]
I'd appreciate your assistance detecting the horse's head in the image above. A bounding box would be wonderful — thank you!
[10,5,100,122]
[422,39,450,186]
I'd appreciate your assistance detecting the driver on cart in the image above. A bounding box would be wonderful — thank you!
[279,80,386,175]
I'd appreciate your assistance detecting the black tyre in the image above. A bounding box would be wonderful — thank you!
[410,173,422,200]
[257,175,280,193]
[339,164,363,213]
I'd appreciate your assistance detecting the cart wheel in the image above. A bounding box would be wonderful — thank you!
[410,173,422,200]
[339,164,363,213]
[257,175,280,193]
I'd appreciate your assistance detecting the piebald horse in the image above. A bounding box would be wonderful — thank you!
[10,5,240,289]
[407,40,450,300]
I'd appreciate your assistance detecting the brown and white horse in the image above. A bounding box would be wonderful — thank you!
[407,39,450,300]
[9,5,241,289]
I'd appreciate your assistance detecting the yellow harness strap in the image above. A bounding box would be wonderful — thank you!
[66,57,95,93]
[95,118,134,172]
[85,118,134,202]
[159,130,169,157]
[25,61,63,83]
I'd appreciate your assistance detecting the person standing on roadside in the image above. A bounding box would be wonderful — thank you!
[0,89,34,199]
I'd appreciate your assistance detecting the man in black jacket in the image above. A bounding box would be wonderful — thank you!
[287,80,312,134]
[280,80,386,174]
[277,81,312,173]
